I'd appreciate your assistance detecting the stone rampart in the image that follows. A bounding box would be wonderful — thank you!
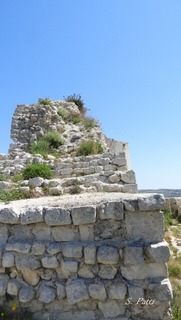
[0,193,172,319]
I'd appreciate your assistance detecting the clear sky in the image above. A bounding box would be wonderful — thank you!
[0,0,181,189]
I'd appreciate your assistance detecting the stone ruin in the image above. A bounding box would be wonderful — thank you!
[0,99,173,319]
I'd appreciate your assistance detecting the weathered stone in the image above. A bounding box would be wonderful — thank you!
[52,226,79,242]
[138,194,165,211]
[98,300,125,318]
[120,170,136,184]
[98,201,124,220]
[98,158,110,165]
[41,256,59,268]
[49,186,63,196]
[38,282,56,303]
[98,265,117,279]
[71,206,96,225]
[7,279,19,296]
[15,254,41,270]
[145,241,170,263]
[0,207,19,224]
[2,252,14,267]
[97,245,119,265]
[0,226,8,245]
[66,278,89,304]
[84,245,97,264]
[88,282,107,301]
[121,263,168,280]
[57,259,78,278]
[123,246,144,265]
[19,285,34,303]
[147,279,173,301]
[44,207,71,226]
[29,177,44,187]
[0,278,7,296]
[56,281,66,299]
[32,224,51,241]
[122,184,138,193]
[6,242,31,254]
[108,174,120,183]
[78,265,94,278]
[21,269,40,286]
[20,207,44,224]
[128,285,144,302]
[47,243,62,255]
[108,283,127,300]
[32,242,46,255]
[79,225,94,241]
[123,200,137,212]
[52,311,96,320]
[112,158,126,166]
[62,243,82,258]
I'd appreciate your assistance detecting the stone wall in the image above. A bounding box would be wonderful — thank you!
[0,193,172,319]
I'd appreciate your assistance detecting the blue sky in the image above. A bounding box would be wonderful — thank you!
[0,0,181,189]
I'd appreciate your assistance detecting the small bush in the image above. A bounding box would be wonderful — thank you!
[12,173,24,183]
[44,131,64,149]
[72,117,82,124]
[64,94,87,115]
[0,189,26,202]
[38,97,52,106]
[22,163,53,180]
[29,140,49,157]
[77,140,104,156]
[57,108,68,120]
[0,174,8,181]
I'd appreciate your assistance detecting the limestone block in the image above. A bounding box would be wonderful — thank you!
[41,256,59,268]
[83,167,95,175]
[52,311,96,320]
[49,186,63,196]
[98,300,125,318]
[121,263,168,280]
[0,279,7,296]
[19,285,34,303]
[98,265,117,279]
[44,208,71,226]
[32,224,52,241]
[32,242,46,255]
[56,281,66,299]
[48,180,60,187]
[123,200,138,212]
[125,211,164,244]
[77,299,97,311]
[98,201,124,220]
[15,254,41,270]
[138,194,165,211]
[62,243,83,259]
[108,174,121,183]
[2,253,14,267]
[108,283,127,300]
[0,207,19,224]
[21,269,40,286]
[123,246,144,265]
[79,225,94,241]
[94,220,126,240]
[98,158,110,165]
[21,207,44,224]
[7,279,19,296]
[0,226,8,245]
[52,226,79,241]
[11,225,33,241]
[122,184,138,193]
[84,245,97,264]
[102,184,123,192]
[120,170,136,184]
[88,282,107,301]
[104,164,115,171]
[66,278,89,304]
[57,259,78,278]
[6,242,31,254]
[47,243,62,255]
[147,279,173,301]
[61,168,73,175]
[38,282,56,303]
[71,206,96,225]
[78,265,94,278]
[97,245,119,265]
[94,166,103,173]
[128,285,144,302]
[145,241,170,263]
[112,158,127,166]
[29,177,44,187]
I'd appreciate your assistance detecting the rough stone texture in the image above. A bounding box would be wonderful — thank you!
[88,282,107,301]
[108,282,127,300]
[66,279,89,304]
[44,208,71,226]
[0,207,19,224]
[71,206,96,225]
[97,245,119,265]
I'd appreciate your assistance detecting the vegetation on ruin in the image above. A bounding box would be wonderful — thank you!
[64,93,86,115]
[0,188,26,202]
[22,163,53,179]
[77,140,104,156]
[38,97,52,106]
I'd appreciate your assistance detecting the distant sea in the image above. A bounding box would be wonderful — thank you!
[138,189,181,197]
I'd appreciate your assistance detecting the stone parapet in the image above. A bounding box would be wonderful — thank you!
[0,193,172,319]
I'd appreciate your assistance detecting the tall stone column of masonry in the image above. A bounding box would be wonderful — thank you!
[0,193,172,320]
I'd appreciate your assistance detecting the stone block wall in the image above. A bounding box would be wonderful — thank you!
[0,193,172,319]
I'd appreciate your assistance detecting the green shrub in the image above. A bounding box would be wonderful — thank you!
[64,94,86,115]
[12,173,24,183]
[38,97,52,106]
[0,189,26,202]
[0,174,8,181]
[72,117,82,124]
[57,108,68,120]
[22,163,53,180]
[29,140,50,157]
[164,211,173,231]
[77,140,104,156]
[44,131,64,149]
